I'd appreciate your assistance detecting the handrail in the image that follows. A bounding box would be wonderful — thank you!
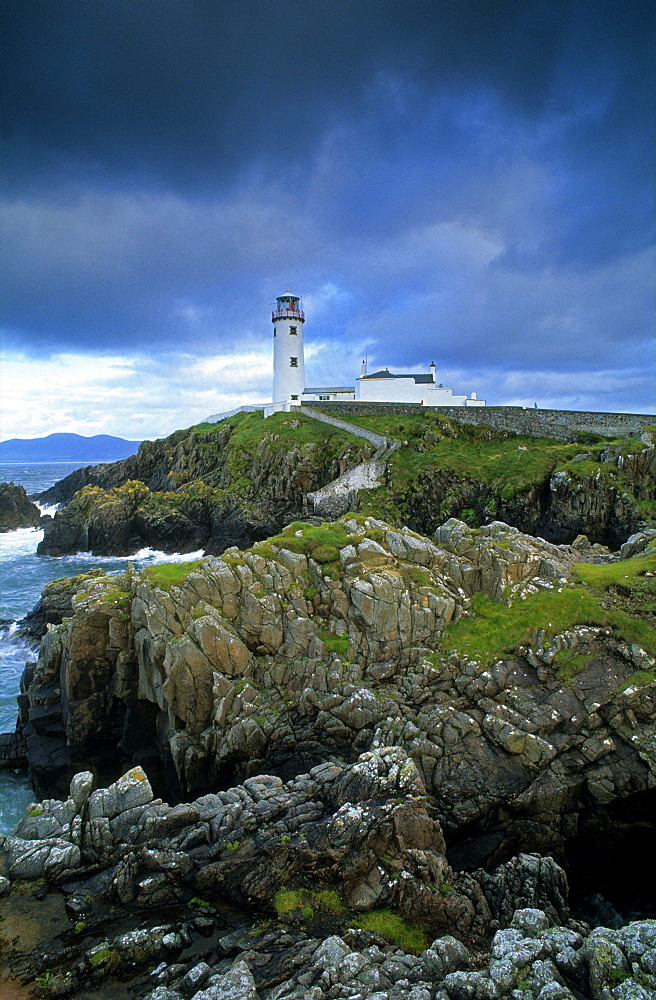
[272,307,305,321]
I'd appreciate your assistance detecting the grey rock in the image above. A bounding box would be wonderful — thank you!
[442,970,496,999]
[640,948,656,974]
[606,983,655,1000]
[191,959,257,1000]
[536,985,575,1000]
[181,962,212,993]
[511,908,551,936]
[617,920,656,961]
[488,958,517,992]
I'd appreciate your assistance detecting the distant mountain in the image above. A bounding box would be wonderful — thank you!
[0,433,142,463]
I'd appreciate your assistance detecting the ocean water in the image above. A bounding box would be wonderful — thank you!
[0,461,204,834]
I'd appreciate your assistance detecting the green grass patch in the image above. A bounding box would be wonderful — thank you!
[353,908,428,954]
[196,410,370,483]
[97,588,130,608]
[273,888,345,921]
[318,630,351,658]
[398,565,433,588]
[574,554,656,593]
[252,521,353,571]
[325,413,647,525]
[440,551,656,666]
[553,647,590,684]
[614,670,656,695]
[89,948,121,969]
[143,560,200,590]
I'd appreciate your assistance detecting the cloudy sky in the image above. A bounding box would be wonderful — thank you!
[2,0,654,441]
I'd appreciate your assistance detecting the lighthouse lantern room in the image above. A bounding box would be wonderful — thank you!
[272,290,306,405]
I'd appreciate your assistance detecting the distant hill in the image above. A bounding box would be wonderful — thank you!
[0,433,142,463]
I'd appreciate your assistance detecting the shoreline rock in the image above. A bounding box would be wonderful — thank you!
[0,764,654,999]
[5,517,655,880]
[0,482,42,532]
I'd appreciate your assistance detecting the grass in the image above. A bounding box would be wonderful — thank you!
[97,587,130,608]
[614,670,656,695]
[398,565,434,588]
[337,412,605,492]
[273,888,345,921]
[440,550,656,668]
[323,411,652,523]
[353,908,428,954]
[553,647,590,684]
[143,560,200,590]
[194,410,370,484]
[89,948,121,970]
[318,629,351,658]
[252,521,358,575]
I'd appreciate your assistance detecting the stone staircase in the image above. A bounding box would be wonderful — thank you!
[293,405,402,518]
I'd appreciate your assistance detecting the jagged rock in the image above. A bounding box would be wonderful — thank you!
[620,528,656,560]
[35,419,375,556]
[0,481,41,531]
[8,515,656,876]
[473,855,570,927]
[0,730,27,768]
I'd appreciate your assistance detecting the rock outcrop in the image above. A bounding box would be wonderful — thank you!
[36,416,375,556]
[2,514,656,999]
[0,481,41,531]
[33,410,656,557]
[1,763,654,999]
[9,517,656,882]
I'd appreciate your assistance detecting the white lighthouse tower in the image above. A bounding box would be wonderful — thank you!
[272,290,305,406]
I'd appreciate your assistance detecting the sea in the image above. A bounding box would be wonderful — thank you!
[0,461,204,835]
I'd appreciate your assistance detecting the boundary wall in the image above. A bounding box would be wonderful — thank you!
[292,405,390,448]
[204,404,266,424]
[303,403,655,442]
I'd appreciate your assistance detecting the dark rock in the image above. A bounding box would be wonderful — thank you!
[0,729,27,768]
[0,481,41,531]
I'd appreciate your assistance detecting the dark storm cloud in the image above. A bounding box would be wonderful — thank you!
[1,0,572,190]
[1,0,654,404]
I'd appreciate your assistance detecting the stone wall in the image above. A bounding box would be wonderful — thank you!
[305,403,655,442]
[292,404,390,448]
[204,404,266,424]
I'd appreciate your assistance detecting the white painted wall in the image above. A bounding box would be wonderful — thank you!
[272,296,305,403]
[302,389,355,402]
[356,375,470,405]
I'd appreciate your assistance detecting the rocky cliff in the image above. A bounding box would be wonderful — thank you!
[35,411,655,557]
[36,413,374,556]
[1,516,656,999]
[12,518,656,875]
[0,481,42,532]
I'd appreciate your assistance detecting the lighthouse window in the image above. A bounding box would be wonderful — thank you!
[289,325,297,335]
[290,357,298,367]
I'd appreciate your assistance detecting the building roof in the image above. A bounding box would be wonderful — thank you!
[303,386,354,393]
[360,370,434,384]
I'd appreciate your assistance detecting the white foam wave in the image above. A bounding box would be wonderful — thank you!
[36,502,61,516]
[133,547,207,565]
[0,527,44,559]
[48,546,206,567]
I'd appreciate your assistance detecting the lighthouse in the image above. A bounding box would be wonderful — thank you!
[272,290,305,404]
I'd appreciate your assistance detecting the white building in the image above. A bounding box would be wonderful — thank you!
[356,361,485,406]
[264,291,485,416]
